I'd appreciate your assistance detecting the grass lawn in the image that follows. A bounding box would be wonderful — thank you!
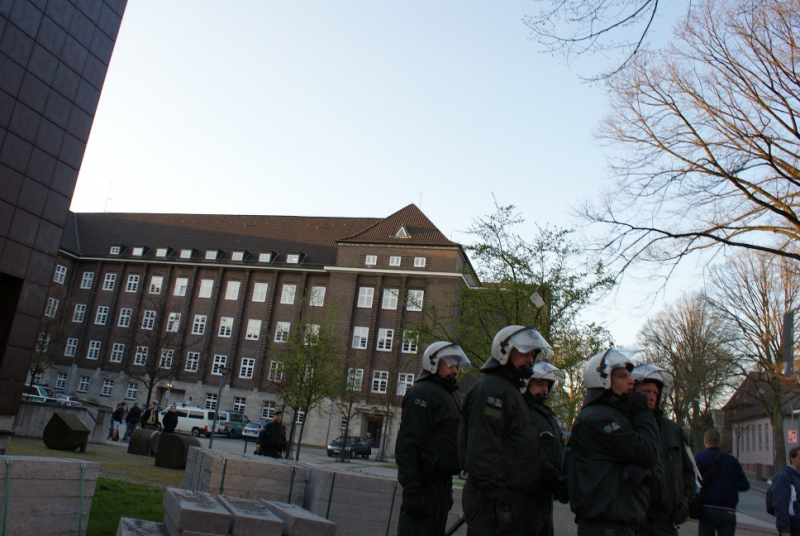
[6,436,183,536]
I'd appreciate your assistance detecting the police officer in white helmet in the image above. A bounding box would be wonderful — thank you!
[396,341,471,536]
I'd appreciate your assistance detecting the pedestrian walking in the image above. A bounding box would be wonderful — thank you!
[522,361,569,536]
[632,364,695,536]
[110,401,126,441]
[458,325,552,535]
[396,341,471,536]
[123,401,142,441]
[771,446,800,536]
[162,404,179,434]
[694,429,749,536]
[256,411,287,458]
[141,401,161,430]
[568,348,660,536]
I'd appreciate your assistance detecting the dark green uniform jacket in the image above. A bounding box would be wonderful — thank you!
[525,392,566,497]
[568,396,659,526]
[396,375,462,494]
[647,411,695,523]
[458,365,540,502]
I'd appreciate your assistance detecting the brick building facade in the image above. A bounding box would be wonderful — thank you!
[37,204,475,452]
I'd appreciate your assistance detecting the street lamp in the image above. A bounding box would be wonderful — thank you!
[164,382,173,408]
[208,366,230,449]
[783,306,800,376]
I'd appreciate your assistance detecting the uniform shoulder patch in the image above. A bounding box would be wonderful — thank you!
[603,421,622,433]
[414,398,428,408]
[484,406,502,420]
[486,396,503,408]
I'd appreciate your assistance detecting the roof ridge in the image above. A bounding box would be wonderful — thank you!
[74,212,382,220]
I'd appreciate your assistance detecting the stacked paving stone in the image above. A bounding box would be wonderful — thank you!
[262,500,336,536]
[218,496,283,536]
[182,448,307,503]
[0,456,99,536]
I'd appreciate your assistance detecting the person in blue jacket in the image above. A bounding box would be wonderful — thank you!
[772,446,800,536]
[694,429,750,536]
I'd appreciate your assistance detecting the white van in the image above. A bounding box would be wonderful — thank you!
[162,407,216,438]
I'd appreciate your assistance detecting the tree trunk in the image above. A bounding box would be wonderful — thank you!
[285,408,298,459]
[377,412,392,462]
[772,404,787,470]
[295,417,308,461]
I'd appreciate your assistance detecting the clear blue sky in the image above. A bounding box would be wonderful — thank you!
[71,1,692,345]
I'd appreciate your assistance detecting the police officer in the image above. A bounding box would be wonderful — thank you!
[568,348,660,536]
[522,361,569,536]
[632,364,694,536]
[458,325,552,535]
[396,341,471,536]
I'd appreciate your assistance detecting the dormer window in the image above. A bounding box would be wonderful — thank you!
[389,256,401,266]
[414,257,426,267]
[180,249,193,259]
[232,251,245,261]
[258,253,272,263]
[393,226,411,239]
[286,254,300,264]
[132,247,145,257]
[205,250,218,260]
[156,248,169,258]
[365,255,377,266]
[110,246,121,255]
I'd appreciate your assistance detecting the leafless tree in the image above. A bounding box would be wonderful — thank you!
[705,250,800,467]
[638,293,739,450]
[582,0,800,280]
[29,286,70,385]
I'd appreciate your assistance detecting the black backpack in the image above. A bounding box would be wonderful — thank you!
[766,482,775,516]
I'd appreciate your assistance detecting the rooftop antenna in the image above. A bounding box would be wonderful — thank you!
[104,183,113,213]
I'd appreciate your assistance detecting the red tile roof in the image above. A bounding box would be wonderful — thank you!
[339,204,455,246]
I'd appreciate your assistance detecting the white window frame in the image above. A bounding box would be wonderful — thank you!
[77,376,90,393]
[371,370,389,394]
[365,255,377,266]
[261,401,276,419]
[142,310,156,330]
[159,349,174,369]
[103,273,116,291]
[72,304,86,323]
[126,383,138,400]
[205,250,218,260]
[357,287,374,308]
[397,373,415,395]
[212,354,228,376]
[286,254,300,264]
[118,308,132,328]
[309,286,326,307]
[268,361,284,382]
[149,276,163,294]
[252,282,269,302]
[377,328,394,352]
[294,409,305,424]
[109,246,120,255]
[389,256,401,266]
[258,253,272,263]
[102,379,113,396]
[198,279,214,298]
[156,248,168,258]
[80,271,94,289]
[352,327,369,349]
[126,274,140,293]
[245,319,261,340]
[233,396,246,412]
[54,264,67,284]
[167,312,181,332]
[401,331,419,354]
[274,322,290,342]
[110,343,125,363]
[205,392,218,410]
[232,251,244,261]
[185,351,200,372]
[382,289,399,310]
[407,290,424,311]
[219,317,233,338]
[174,277,188,296]
[192,315,207,335]
[94,306,108,325]
[64,338,78,357]
[44,298,59,318]
[55,372,67,389]
[304,323,320,346]
[225,281,241,300]
[239,358,255,379]
[347,368,364,391]
[134,346,148,366]
[132,247,144,257]
[414,257,426,267]
[180,249,193,259]
[280,284,296,304]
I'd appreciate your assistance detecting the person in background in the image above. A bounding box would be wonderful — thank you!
[771,446,800,536]
[162,404,179,434]
[256,411,287,458]
[110,401,125,441]
[123,401,142,441]
[694,429,749,536]
[141,401,161,430]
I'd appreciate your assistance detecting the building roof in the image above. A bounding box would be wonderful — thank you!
[59,205,456,268]
[723,372,800,421]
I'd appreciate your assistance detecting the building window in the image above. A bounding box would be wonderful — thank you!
[219,317,233,338]
[232,251,244,261]
[304,324,320,346]
[35,333,50,353]
[126,274,140,293]
[286,254,300,264]
[167,312,181,332]
[55,373,67,389]
[180,249,193,259]
[233,396,246,412]
[389,256,401,266]
[377,328,394,352]
[401,331,419,354]
[185,351,200,372]
[365,255,377,266]
[156,248,168,257]
[407,290,424,311]
[77,376,90,393]
[309,286,326,307]
[95,306,109,325]
[192,315,207,335]
[110,246,121,255]
[294,409,305,424]
[205,250,218,260]
[347,368,364,391]
[759,424,763,451]
[199,279,214,298]
[261,401,276,420]
[357,287,374,308]
[225,281,241,300]
[382,289,399,309]
[174,278,188,296]
[340,414,349,429]
[73,304,86,323]
[766,423,770,450]
[212,355,228,375]
[103,273,117,291]
[239,358,255,379]
[159,349,174,369]
[252,282,268,302]
[101,379,113,396]
[258,253,272,263]
[126,383,138,400]
[205,392,218,410]
[142,310,156,330]
[150,276,163,294]
[118,308,132,327]
[44,298,59,318]
[414,257,426,268]
[134,346,148,366]
[54,264,67,284]
[268,361,284,382]
[397,373,415,395]
[274,322,290,342]
[245,319,261,340]
[80,271,94,289]
[352,327,369,349]
[371,371,389,393]
[132,247,144,256]
[280,285,296,304]
[110,343,125,363]
[65,338,78,357]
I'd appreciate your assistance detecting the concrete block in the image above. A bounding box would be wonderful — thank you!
[163,514,226,536]
[117,517,168,536]
[162,487,231,535]
[155,434,201,470]
[0,455,100,480]
[128,428,158,456]
[43,411,91,451]
[218,495,283,536]
[261,500,336,536]
[2,513,91,536]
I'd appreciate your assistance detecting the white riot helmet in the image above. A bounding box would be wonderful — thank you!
[418,341,472,380]
[582,348,640,407]
[527,362,566,393]
[482,326,553,371]
[631,364,674,408]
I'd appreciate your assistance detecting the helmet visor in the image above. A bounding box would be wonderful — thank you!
[531,362,566,384]
[436,344,472,373]
[631,364,674,390]
[507,329,553,361]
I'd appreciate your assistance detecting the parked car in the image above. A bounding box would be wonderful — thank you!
[241,420,269,440]
[161,407,216,438]
[55,393,82,407]
[21,384,58,404]
[216,411,250,438]
[327,436,372,459]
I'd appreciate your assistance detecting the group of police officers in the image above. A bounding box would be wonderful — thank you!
[395,325,695,536]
